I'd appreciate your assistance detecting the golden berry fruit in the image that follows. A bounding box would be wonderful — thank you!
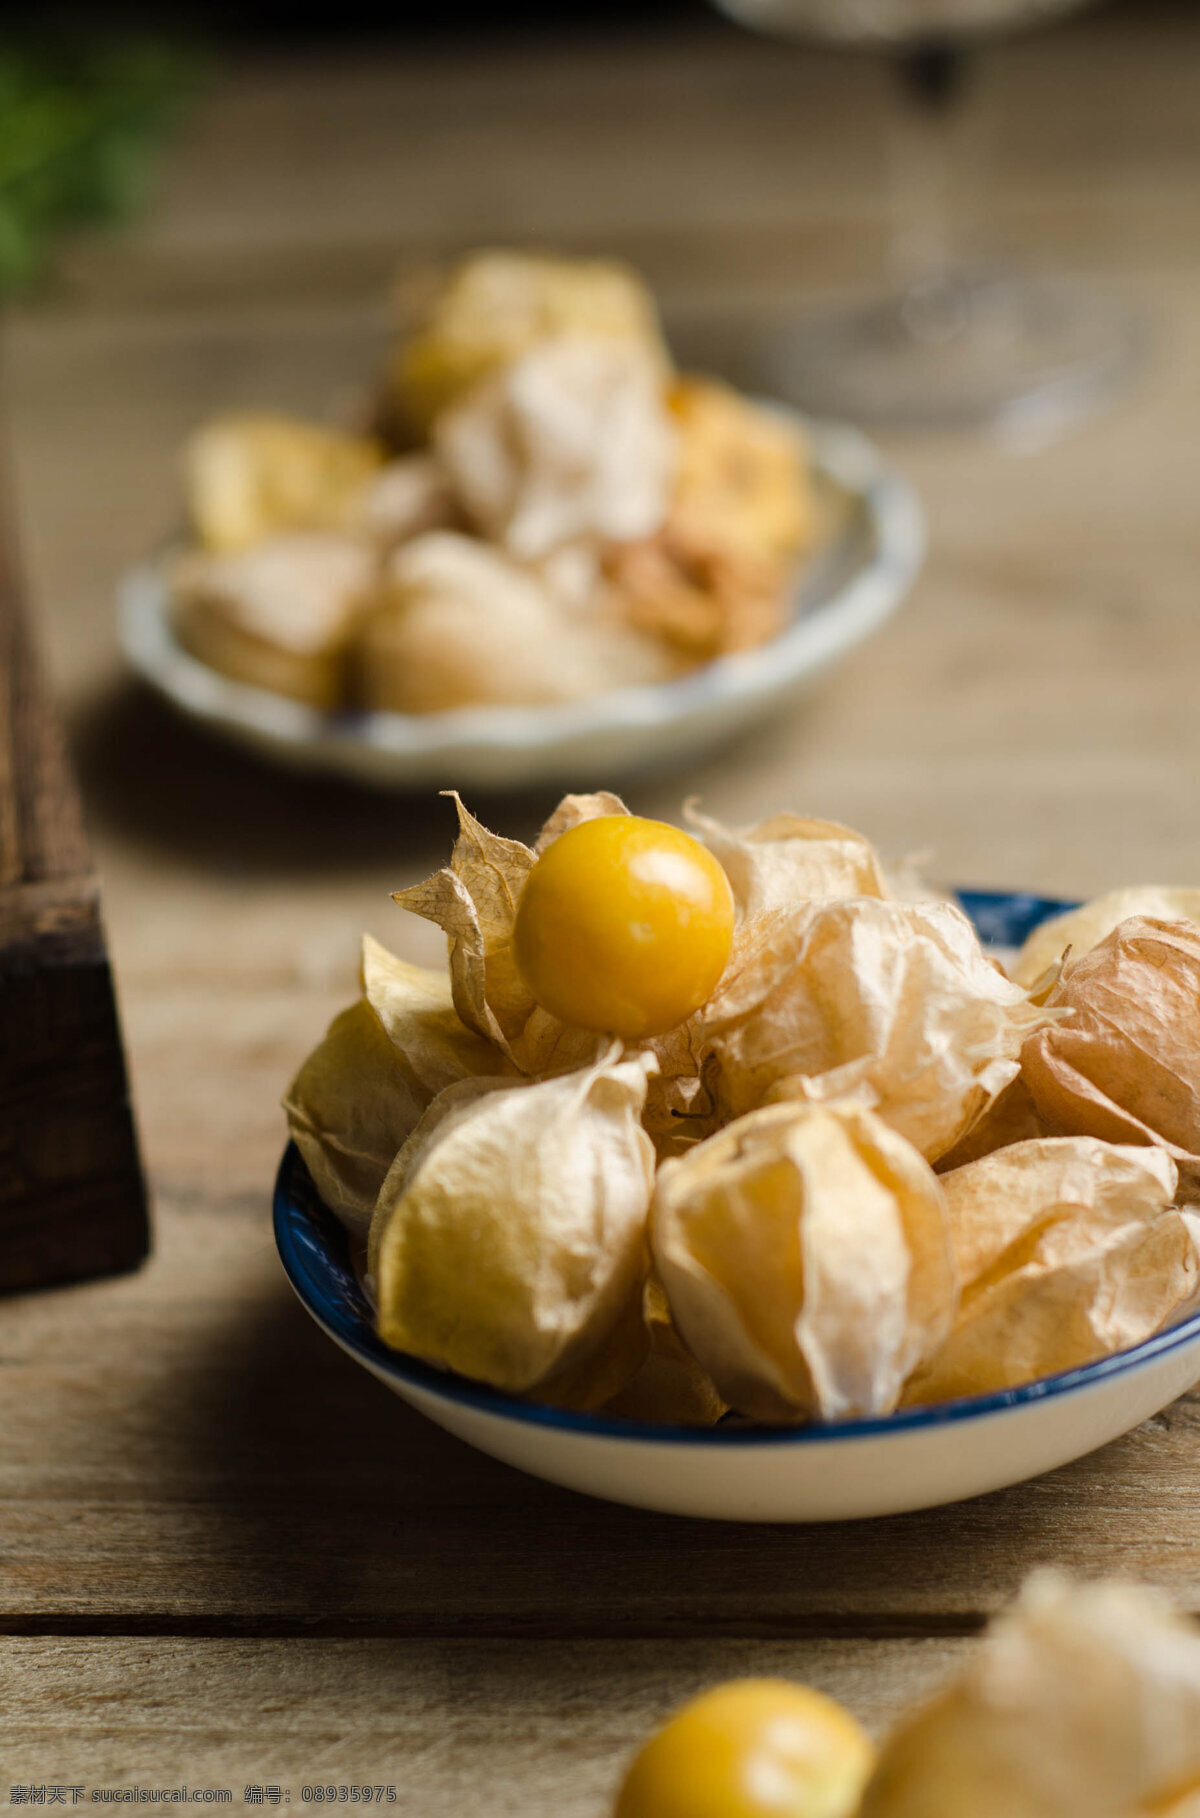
[513,815,735,1040]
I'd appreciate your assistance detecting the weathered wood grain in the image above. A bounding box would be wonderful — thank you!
[0,1192,1197,1634]
[0,1635,961,1805]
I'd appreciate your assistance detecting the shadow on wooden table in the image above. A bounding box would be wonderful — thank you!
[66,680,578,878]
[161,1259,1145,1637]
[65,678,799,880]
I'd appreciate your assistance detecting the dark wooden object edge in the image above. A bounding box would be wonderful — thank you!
[0,502,149,1295]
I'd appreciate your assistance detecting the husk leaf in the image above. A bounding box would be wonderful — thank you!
[534,790,629,851]
[859,1572,1200,1818]
[1021,917,1200,1188]
[1011,889,1200,989]
[434,337,676,560]
[684,803,889,920]
[283,999,429,1240]
[184,411,382,553]
[700,896,1050,1163]
[373,1048,658,1398]
[386,249,671,438]
[935,1075,1051,1171]
[651,1100,956,1422]
[602,1277,728,1426]
[360,933,510,1092]
[905,1138,1198,1404]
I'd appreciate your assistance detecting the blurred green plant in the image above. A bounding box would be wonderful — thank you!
[0,36,198,292]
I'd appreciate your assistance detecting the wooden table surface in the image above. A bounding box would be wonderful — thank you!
[5,2,1200,1804]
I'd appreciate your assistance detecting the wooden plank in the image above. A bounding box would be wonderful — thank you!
[36,1,1198,318]
[0,505,89,887]
[0,1634,963,1802]
[0,1191,1197,1634]
[0,505,149,1296]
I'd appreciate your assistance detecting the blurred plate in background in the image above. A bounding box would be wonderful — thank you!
[118,415,924,792]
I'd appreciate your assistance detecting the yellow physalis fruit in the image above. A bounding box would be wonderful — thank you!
[513,815,735,1041]
[613,1679,876,1818]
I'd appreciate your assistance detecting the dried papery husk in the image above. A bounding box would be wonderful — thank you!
[360,934,510,1094]
[1023,958,1066,1007]
[601,524,787,664]
[700,896,1050,1164]
[355,531,675,715]
[859,1573,1200,1818]
[1012,889,1200,989]
[1021,917,1200,1188]
[905,1138,1197,1405]
[684,803,889,919]
[283,999,430,1240]
[184,412,383,553]
[288,942,507,1241]
[602,1277,728,1426]
[172,533,377,656]
[435,337,676,559]
[533,790,629,851]
[651,1101,955,1422]
[392,794,539,1055]
[641,1020,717,1160]
[881,851,955,907]
[373,1048,658,1400]
[365,1071,512,1283]
[935,1075,1050,1172]
[667,376,816,564]
[343,454,459,550]
[385,249,671,440]
[172,532,378,710]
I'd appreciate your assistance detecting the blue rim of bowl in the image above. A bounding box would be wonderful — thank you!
[274,889,1200,1444]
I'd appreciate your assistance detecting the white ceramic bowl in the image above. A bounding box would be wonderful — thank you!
[274,890,1200,1523]
[118,417,924,792]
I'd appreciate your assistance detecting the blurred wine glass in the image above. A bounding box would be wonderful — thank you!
[713,0,1140,437]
